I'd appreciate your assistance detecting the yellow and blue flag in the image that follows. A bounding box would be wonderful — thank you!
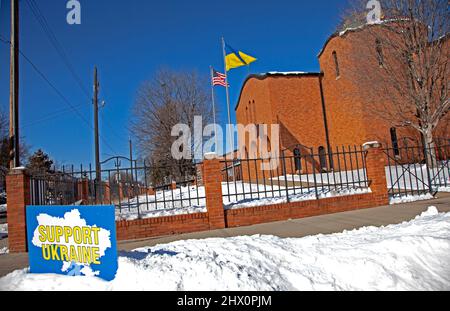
[225,43,257,71]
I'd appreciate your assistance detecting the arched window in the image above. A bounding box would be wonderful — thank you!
[266,137,271,153]
[319,146,328,171]
[390,127,400,156]
[332,51,340,78]
[294,148,302,172]
[376,39,384,67]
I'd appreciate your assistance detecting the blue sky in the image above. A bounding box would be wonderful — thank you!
[0,0,347,166]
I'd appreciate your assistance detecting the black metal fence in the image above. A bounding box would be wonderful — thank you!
[30,173,79,206]
[384,141,450,199]
[221,145,369,208]
[31,160,206,219]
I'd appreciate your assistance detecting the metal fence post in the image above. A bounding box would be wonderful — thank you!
[282,155,290,203]
[310,148,319,200]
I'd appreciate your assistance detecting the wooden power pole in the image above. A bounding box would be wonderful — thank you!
[9,0,20,169]
[93,67,102,201]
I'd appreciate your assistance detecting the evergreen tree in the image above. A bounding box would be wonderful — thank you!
[27,149,54,175]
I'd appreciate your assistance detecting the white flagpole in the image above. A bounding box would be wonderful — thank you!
[222,37,236,181]
[222,37,234,160]
[209,66,219,154]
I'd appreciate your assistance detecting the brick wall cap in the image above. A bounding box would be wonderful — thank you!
[363,141,382,150]
[8,167,29,175]
[204,153,218,160]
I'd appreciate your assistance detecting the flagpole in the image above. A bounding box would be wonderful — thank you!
[222,37,236,182]
[222,37,234,159]
[209,66,219,154]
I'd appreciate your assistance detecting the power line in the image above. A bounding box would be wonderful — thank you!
[19,51,119,154]
[22,104,85,128]
[0,35,119,155]
[25,0,127,146]
[1,34,84,127]
[25,0,91,98]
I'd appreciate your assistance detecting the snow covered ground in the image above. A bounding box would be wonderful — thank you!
[389,194,435,205]
[1,206,449,291]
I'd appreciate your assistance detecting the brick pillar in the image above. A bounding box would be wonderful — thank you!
[147,187,155,196]
[6,168,31,253]
[77,179,89,203]
[119,182,124,199]
[203,157,226,229]
[195,163,204,187]
[364,143,389,205]
[103,181,111,203]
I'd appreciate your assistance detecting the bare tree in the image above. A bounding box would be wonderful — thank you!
[339,0,449,159]
[131,69,213,185]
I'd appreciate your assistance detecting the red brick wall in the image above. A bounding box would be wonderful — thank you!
[6,169,31,253]
[116,213,210,241]
[225,193,386,228]
[236,74,327,151]
[318,26,448,147]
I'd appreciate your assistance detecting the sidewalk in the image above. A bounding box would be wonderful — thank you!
[1,193,449,278]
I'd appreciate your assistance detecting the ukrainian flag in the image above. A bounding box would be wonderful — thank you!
[225,43,257,71]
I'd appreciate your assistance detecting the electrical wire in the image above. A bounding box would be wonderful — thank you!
[25,0,127,146]
[0,35,119,155]
[25,0,91,98]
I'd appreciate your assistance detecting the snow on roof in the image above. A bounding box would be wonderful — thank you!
[318,18,412,58]
[266,71,308,75]
[338,18,411,37]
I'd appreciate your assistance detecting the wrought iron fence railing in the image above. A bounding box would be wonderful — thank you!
[30,173,79,206]
[384,142,450,198]
[221,145,369,208]
[32,161,206,220]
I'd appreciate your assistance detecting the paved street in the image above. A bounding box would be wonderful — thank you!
[1,193,449,278]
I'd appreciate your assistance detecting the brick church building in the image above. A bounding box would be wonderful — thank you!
[235,22,449,164]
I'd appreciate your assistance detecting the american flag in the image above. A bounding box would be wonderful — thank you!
[212,69,228,87]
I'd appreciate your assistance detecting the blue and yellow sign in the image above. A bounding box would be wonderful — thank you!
[26,205,118,281]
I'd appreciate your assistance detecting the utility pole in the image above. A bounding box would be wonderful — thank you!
[93,67,102,202]
[9,0,20,169]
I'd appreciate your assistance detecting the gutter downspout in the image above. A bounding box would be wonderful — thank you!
[319,72,334,170]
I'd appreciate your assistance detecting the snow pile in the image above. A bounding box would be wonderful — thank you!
[1,207,449,291]
[0,204,6,213]
[417,206,439,218]
[266,71,308,75]
[0,247,8,255]
[390,193,435,205]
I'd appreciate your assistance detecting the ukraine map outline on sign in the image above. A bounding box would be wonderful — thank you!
[26,205,118,281]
